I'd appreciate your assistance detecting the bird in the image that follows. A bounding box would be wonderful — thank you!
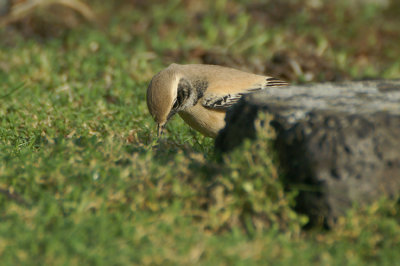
[146,63,288,138]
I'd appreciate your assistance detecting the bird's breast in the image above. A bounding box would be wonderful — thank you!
[178,103,226,138]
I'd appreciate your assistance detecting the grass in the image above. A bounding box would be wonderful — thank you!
[1,0,400,264]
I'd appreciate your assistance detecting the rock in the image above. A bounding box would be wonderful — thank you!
[215,80,400,226]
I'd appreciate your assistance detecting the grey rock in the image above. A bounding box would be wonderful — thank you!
[215,80,400,226]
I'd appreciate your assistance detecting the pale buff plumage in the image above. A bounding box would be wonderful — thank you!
[146,63,288,138]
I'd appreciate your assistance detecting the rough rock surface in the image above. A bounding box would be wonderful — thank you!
[215,80,400,226]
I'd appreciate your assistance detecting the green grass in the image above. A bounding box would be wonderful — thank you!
[1,0,400,264]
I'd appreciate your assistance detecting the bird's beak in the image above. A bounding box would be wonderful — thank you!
[157,123,165,137]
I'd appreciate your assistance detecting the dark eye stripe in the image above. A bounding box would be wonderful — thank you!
[174,78,191,110]
[173,99,179,109]
[177,87,185,106]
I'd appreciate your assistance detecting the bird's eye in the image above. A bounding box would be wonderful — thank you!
[174,92,184,109]
[173,99,179,109]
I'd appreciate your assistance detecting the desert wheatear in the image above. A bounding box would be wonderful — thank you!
[146,63,288,138]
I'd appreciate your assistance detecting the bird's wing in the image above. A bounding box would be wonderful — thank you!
[202,77,288,110]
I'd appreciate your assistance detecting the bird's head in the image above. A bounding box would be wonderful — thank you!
[146,66,183,136]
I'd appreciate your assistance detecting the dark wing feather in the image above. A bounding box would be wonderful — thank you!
[202,93,245,110]
[202,77,288,110]
[265,77,289,87]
